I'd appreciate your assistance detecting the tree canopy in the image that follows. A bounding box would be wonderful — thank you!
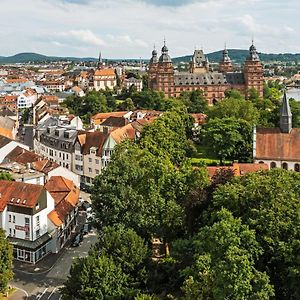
[0,229,13,294]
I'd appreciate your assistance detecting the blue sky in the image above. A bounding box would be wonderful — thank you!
[0,0,299,58]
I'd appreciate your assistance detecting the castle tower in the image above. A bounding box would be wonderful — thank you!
[280,91,292,133]
[148,46,158,90]
[156,41,174,97]
[219,46,233,73]
[244,41,264,97]
[189,49,209,73]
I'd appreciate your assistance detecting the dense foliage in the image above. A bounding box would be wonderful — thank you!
[62,83,300,299]
[0,229,13,293]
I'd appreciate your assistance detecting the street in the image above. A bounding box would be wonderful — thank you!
[10,210,97,300]
[17,124,34,150]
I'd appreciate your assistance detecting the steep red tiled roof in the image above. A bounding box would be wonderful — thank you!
[110,123,136,144]
[4,146,41,164]
[46,176,80,227]
[0,180,44,211]
[94,69,115,76]
[256,128,300,161]
[79,131,108,156]
[91,111,127,121]
[206,163,269,178]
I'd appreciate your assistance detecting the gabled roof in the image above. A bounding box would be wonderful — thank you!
[206,163,269,178]
[79,131,108,156]
[4,146,41,164]
[101,116,127,128]
[0,180,44,211]
[46,176,80,227]
[110,123,136,144]
[94,69,115,76]
[32,159,60,174]
[91,111,128,121]
[255,128,300,161]
[0,134,13,147]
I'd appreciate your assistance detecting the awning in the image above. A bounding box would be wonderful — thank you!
[8,233,52,251]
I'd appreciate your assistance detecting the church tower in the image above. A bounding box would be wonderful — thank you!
[98,51,105,69]
[280,91,292,133]
[156,41,174,97]
[244,41,264,97]
[219,46,233,73]
[148,46,158,90]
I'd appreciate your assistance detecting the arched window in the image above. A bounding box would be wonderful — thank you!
[270,162,276,168]
[282,162,288,170]
[295,164,300,172]
[259,161,264,164]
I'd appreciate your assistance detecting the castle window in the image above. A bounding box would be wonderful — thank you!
[282,162,288,170]
[294,164,300,172]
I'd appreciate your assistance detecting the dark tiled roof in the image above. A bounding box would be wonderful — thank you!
[4,146,41,164]
[0,134,12,147]
[225,72,245,85]
[174,72,227,86]
[101,116,127,128]
[80,131,108,156]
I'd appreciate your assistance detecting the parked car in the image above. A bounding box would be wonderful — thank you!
[71,233,83,247]
[82,223,92,235]
[81,201,91,211]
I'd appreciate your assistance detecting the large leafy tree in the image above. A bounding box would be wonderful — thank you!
[61,254,127,300]
[0,229,13,293]
[208,97,259,126]
[182,209,274,300]
[179,90,208,113]
[62,227,149,299]
[212,169,300,299]
[201,117,253,164]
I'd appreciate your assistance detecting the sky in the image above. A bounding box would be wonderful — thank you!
[0,0,299,58]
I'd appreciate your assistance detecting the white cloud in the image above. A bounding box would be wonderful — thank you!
[0,0,299,57]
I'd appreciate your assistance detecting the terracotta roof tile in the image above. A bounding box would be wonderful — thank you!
[110,123,136,144]
[0,180,44,211]
[256,128,300,161]
[94,69,115,76]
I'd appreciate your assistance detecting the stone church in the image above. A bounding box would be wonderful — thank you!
[254,92,300,171]
[148,42,264,104]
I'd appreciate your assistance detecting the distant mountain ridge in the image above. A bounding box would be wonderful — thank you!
[1,50,300,64]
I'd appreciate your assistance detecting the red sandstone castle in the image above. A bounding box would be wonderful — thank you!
[148,42,264,104]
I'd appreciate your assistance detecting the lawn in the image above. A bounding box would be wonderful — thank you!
[191,145,231,166]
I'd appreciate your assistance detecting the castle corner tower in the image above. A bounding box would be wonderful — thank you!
[219,46,233,73]
[156,41,174,97]
[244,41,264,97]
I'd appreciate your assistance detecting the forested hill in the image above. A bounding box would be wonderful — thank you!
[173,49,300,64]
[1,50,300,64]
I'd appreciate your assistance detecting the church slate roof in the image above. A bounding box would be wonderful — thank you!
[174,72,227,86]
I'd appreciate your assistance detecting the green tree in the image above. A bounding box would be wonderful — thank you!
[61,254,127,300]
[201,117,253,164]
[95,226,149,287]
[0,229,13,293]
[182,209,274,300]
[179,90,208,113]
[0,172,13,181]
[207,97,259,125]
[290,98,300,127]
[212,169,300,299]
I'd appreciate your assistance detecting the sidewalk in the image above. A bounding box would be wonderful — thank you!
[13,245,68,275]
[13,212,86,275]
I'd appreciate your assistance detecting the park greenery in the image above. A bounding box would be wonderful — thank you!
[62,80,300,298]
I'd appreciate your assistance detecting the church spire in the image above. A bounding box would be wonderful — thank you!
[98,51,103,68]
[280,90,292,133]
